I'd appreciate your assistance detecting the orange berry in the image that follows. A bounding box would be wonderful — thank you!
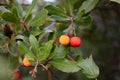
[70,36,81,47]
[13,70,22,79]
[23,57,34,67]
[59,35,70,45]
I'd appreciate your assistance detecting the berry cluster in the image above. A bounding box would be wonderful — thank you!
[59,34,82,47]
[13,57,35,79]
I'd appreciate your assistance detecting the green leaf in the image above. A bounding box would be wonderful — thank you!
[29,35,39,55]
[2,12,20,24]
[77,55,99,78]
[50,15,70,22]
[12,3,23,18]
[13,24,24,34]
[74,0,85,8]
[25,0,38,20]
[30,9,48,27]
[25,13,32,24]
[110,0,120,4]
[50,45,68,59]
[17,41,35,58]
[15,35,24,40]
[81,16,92,25]
[12,7,19,18]
[0,6,10,12]
[75,10,85,24]
[75,16,92,25]
[39,40,54,61]
[0,12,3,17]
[50,59,80,73]
[69,47,83,56]
[45,5,68,18]
[30,30,41,36]
[38,32,47,43]
[65,0,74,15]
[77,0,99,14]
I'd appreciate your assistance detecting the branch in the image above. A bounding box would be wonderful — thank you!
[40,64,48,71]
[29,59,39,78]
[21,21,29,31]
[47,69,52,80]
[67,54,75,61]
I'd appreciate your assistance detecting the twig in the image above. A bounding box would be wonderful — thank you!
[66,15,76,36]
[70,15,76,36]
[29,59,39,77]
[3,42,9,49]
[47,69,52,80]
[40,64,48,71]
[43,58,52,65]
[21,21,29,31]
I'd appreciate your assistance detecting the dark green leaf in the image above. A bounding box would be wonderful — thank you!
[77,55,99,78]
[75,16,92,25]
[65,0,74,15]
[110,0,120,4]
[30,30,41,36]
[75,10,85,23]
[30,9,48,27]
[69,47,83,56]
[76,55,83,62]
[25,0,38,19]
[17,41,35,58]
[2,12,20,24]
[50,15,70,22]
[12,7,19,18]
[45,5,68,18]
[50,59,80,73]
[38,32,47,43]
[56,5,65,11]
[77,0,99,14]
[13,24,24,34]
[50,45,68,59]
[12,3,23,18]
[81,16,92,25]
[25,13,32,24]
[39,40,54,61]
[74,0,85,9]
[29,35,39,55]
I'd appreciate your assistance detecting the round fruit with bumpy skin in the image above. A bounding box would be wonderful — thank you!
[70,36,81,47]
[59,35,70,45]
[13,71,22,79]
[23,57,34,67]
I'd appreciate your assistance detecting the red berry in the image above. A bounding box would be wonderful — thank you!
[13,71,22,79]
[70,36,81,47]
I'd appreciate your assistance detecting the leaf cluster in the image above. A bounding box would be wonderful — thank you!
[0,0,100,79]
